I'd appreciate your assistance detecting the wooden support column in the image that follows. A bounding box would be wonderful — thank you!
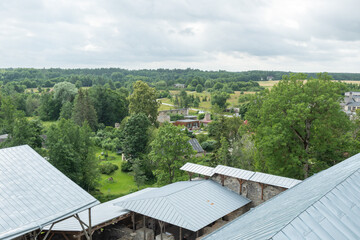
[187,172,193,181]
[221,175,225,186]
[132,212,136,232]
[143,216,146,240]
[158,221,164,240]
[237,179,244,194]
[259,183,267,200]
[88,208,92,240]
[179,227,182,240]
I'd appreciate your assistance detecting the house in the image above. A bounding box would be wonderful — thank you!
[341,91,360,113]
[0,145,99,240]
[202,152,360,240]
[157,108,189,123]
[173,119,200,129]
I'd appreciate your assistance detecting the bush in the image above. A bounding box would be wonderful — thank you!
[121,161,132,172]
[99,162,119,175]
[196,133,209,144]
[170,113,184,121]
[198,113,205,120]
[201,140,217,152]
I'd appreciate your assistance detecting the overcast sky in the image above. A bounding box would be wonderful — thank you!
[1,0,359,72]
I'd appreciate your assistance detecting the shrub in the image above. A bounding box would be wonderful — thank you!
[121,161,132,172]
[201,140,217,152]
[99,162,119,175]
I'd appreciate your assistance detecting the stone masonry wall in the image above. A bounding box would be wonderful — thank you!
[157,108,189,123]
[211,174,285,208]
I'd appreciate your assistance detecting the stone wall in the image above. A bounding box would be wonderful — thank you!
[157,109,189,123]
[211,174,285,207]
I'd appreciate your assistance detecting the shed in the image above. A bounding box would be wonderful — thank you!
[0,145,99,240]
[188,138,205,155]
[115,180,250,233]
[203,153,360,240]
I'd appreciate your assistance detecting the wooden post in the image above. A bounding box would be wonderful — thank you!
[179,227,182,240]
[158,220,164,240]
[237,179,244,194]
[221,175,225,186]
[187,172,193,181]
[259,183,265,200]
[132,212,136,232]
[143,215,146,240]
[89,208,92,240]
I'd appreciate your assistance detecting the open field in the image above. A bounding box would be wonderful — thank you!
[257,80,360,89]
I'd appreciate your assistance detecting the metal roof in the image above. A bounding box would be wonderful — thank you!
[44,188,156,232]
[250,172,301,189]
[0,145,99,240]
[203,153,360,240]
[180,163,301,189]
[188,138,205,153]
[115,180,250,232]
[214,165,255,181]
[180,163,214,177]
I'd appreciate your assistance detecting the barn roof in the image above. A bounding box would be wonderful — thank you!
[0,145,99,240]
[115,180,250,232]
[203,153,360,240]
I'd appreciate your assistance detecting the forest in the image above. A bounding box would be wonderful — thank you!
[1,68,360,201]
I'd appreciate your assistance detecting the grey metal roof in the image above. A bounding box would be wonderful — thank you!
[188,138,205,153]
[214,165,255,181]
[250,172,301,189]
[203,153,360,240]
[0,145,99,240]
[180,163,214,177]
[180,163,301,188]
[44,188,156,232]
[115,180,250,232]
[176,119,199,123]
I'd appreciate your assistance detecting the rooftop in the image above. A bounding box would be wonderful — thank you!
[203,153,360,240]
[0,145,99,240]
[115,180,250,232]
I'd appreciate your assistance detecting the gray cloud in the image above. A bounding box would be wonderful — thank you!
[0,0,359,72]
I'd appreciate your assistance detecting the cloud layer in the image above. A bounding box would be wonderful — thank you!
[0,0,359,72]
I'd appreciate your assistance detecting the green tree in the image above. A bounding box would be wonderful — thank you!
[59,101,73,120]
[195,84,203,93]
[149,123,195,184]
[216,137,231,165]
[72,89,98,130]
[38,92,61,121]
[122,113,151,160]
[46,119,99,191]
[247,73,352,179]
[0,97,17,134]
[53,82,78,104]
[129,81,160,125]
[89,86,128,126]
[211,91,230,109]
[131,158,147,189]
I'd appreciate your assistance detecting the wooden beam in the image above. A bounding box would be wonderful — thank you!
[88,208,92,240]
[179,227,182,240]
[132,212,135,232]
[237,179,245,194]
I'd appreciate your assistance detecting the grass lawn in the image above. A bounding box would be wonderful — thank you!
[96,149,137,196]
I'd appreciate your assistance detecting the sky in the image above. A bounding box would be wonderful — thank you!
[0,0,360,72]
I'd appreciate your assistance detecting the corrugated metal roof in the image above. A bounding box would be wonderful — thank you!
[188,138,205,153]
[214,165,255,180]
[250,172,301,189]
[180,163,214,177]
[181,163,301,188]
[115,180,250,232]
[44,188,156,232]
[203,153,360,240]
[0,145,99,240]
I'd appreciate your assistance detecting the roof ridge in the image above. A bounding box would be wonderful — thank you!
[270,167,360,239]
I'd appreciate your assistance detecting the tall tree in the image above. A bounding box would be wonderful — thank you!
[149,123,195,184]
[247,73,352,179]
[46,119,99,191]
[53,81,78,104]
[89,86,128,126]
[129,81,160,125]
[122,113,151,160]
[72,89,98,130]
